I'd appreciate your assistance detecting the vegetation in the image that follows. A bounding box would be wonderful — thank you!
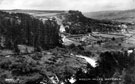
[0,11,61,50]
[0,10,135,84]
[0,47,134,84]
[75,51,135,84]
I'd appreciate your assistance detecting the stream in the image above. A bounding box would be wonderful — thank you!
[76,55,98,68]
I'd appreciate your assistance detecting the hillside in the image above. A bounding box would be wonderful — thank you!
[3,10,125,34]
[84,9,135,23]
[57,10,125,34]
[0,10,135,84]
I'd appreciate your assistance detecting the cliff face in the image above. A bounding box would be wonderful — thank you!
[57,10,123,34]
[0,11,61,50]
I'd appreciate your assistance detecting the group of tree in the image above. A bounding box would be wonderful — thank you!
[0,11,61,51]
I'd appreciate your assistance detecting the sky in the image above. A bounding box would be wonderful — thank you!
[0,0,135,12]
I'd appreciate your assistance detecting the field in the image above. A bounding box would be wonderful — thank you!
[84,9,135,23]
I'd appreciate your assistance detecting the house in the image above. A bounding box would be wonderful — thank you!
[59,25,66,33]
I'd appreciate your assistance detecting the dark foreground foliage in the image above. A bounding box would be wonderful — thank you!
[0,47,135,84]
[75,51,135,84]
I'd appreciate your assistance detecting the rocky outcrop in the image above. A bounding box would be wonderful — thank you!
[56,10,123,34]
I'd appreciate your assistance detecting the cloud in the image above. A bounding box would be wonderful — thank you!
[0,0,135,12]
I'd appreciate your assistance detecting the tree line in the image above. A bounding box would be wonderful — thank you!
[0,11,61,51]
